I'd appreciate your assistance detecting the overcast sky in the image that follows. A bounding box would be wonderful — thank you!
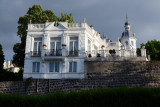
[0,0,160,61]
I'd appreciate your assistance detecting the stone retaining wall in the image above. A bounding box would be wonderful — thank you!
[0,61,160,94]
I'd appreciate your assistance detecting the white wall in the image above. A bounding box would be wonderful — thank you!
[24,22,92,79]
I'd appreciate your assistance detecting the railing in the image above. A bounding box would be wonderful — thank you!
[46,49,62,56]
[68,23,82,28]
[125,50,136,57]
[86,49,137,58]
[68,50,79,57]
[30,24,45,29]
[86,50,119,57]
[31,51,41,57]
[87,50,99,57]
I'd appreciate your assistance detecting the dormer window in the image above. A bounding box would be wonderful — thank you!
[125,41,128,45]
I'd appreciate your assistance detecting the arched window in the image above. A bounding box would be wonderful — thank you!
[131,41,134,46]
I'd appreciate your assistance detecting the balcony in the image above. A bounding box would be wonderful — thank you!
[43,49,64,61]
[68,50,79,57]
[31,51,41,57]
[46,49,62,56]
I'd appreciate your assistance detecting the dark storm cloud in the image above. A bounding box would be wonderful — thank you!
[0,0,160,61]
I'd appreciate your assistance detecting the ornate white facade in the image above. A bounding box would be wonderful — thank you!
[23,18,147,79]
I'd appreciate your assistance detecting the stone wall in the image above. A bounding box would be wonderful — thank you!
[0,61,160,94]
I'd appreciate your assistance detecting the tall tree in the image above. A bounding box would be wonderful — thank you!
[13,5,57,67]
[0,44,4,71]
[13,5,74,67]
[136,48,141,56]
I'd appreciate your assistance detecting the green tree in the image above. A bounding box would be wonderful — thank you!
[138,40,160,60]
[0,44,4,71]
[59,13,73,23]
[136,48,141,56]
[14,5,58,67]
[13,5,74,67]
[145,40,160,60]
[13,43,24,67]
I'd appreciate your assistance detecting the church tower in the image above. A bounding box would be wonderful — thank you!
[120,15,137,56]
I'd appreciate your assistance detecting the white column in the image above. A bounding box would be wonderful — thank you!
[42,33,48,56]
[141,46,146,57]
[62,46,66,56]
[121,49,125,57]
[101,49,106,58]
[120,45,126,57]
[25,34,31,58]
[148,55,150,61]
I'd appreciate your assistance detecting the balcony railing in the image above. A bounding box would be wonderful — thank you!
[68,50,79,57]
[46,49,62,56]
[31,51,41,57]
[86,49,137,58]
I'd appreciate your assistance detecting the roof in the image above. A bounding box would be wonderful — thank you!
[121,30,135,38]
[125,21,130,26]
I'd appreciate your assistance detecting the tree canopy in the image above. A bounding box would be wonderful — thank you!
[13,5,74,67]
[59,13,73,23]
[145,40,160,60]
[0,44,4,71]
[137,40,160,60]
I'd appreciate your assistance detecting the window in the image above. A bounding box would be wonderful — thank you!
[32,62,40,72]
[69,62,77,72]
[131,41,134,46]
[125,41,128,45]
[33,38,42,56]
[69,37,78,56]
[50,37,61,56]
[49,62,60,72]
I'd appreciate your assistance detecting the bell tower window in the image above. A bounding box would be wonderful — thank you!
[131,41,134,46]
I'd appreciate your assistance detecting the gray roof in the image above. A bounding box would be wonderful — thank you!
[121,30,135,38]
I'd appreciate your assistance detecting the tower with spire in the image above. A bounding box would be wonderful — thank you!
[119,15,137,56]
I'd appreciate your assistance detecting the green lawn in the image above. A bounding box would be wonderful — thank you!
[0,87,160,107]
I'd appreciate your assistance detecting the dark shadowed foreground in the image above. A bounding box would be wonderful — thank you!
[0,87,160,107]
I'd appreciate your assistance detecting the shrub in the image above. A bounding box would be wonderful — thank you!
[0,69,23,81]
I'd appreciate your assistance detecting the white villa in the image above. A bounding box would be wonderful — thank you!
[23,17,148,79]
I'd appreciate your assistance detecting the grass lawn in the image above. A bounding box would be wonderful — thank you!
[0,87,160,107]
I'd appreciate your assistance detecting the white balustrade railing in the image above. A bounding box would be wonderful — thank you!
[68,23,82,28]
[85,50,136,58]
[30,24,45,29]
